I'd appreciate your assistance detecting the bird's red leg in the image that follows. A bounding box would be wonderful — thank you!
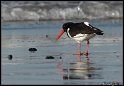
[85,40,89,59]
[77,42,81,62]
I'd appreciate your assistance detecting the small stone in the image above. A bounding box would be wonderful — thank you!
[45,56,55,59]
[29,48,37,52]
[8,55,13,60]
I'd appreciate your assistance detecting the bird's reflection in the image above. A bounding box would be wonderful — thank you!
[56,59,102,80]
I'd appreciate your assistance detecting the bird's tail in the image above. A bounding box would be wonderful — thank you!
[96,31,104,35]
[95,28,104,35]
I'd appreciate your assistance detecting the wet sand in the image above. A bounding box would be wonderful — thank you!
[1,19,123,85]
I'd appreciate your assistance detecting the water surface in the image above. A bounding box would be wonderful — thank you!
[1,19,123,85]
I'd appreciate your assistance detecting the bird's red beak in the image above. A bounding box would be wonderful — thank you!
[56,29,64,41]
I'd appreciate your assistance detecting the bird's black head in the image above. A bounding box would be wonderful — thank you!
[62,22,74,32]
[56,22,74,41]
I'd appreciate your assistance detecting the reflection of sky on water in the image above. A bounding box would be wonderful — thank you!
[1,19,123,85]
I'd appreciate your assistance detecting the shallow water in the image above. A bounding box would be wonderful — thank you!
[1,19,123,85]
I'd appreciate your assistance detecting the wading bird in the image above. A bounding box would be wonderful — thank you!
[56,22,103,62]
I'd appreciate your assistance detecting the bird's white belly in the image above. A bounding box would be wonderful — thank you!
[73,33,96,43]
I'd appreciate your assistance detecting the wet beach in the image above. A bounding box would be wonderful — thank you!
[1,19,123,85]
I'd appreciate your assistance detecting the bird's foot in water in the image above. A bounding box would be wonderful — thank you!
[73,52,89,56]
[80,52,84,55]
[79,51,87,55]
[82,51,89,56]
[73,53,83,55]
[85,52,89,62]
[86,52,89,56]
[82,51,89,60]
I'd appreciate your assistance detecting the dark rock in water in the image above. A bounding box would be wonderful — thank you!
[45,56,55,59]
[29,48,37,52]
[113,51,117,53]
[116,55,120,57]
[45,56,62,59]
[59,56,62,59]
[8,55,13,60]
[46,35,49,38]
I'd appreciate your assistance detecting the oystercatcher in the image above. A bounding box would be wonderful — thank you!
[56,22,104,62]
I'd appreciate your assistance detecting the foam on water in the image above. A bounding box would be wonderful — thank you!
[1,1,123,21]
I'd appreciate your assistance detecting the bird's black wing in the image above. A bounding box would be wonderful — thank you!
[80,22,104,35]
